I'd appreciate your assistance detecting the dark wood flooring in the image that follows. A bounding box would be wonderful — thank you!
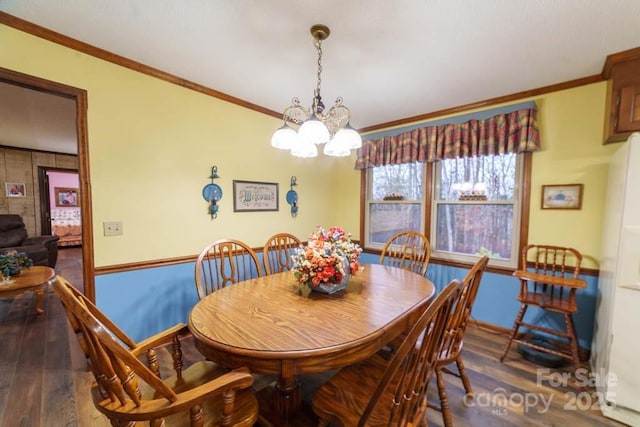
[0,247,629,426]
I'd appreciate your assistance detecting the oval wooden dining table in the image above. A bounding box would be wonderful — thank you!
[188,264,435,426]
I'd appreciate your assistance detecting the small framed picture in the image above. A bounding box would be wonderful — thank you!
[233,180,279,212]
[5,182,26,198]
[541,184,583,210]
[54,187,80,207]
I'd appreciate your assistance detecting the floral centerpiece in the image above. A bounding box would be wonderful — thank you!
[291,226,362,295]
[1,250,33,279]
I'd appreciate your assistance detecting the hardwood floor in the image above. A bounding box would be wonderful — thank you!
[0,248,629,426]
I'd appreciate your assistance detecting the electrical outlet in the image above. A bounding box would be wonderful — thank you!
[103,221,123,236]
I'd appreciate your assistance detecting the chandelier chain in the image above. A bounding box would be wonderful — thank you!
[314,38,323,101]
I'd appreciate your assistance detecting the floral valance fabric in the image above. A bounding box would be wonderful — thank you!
[355,107,540,169]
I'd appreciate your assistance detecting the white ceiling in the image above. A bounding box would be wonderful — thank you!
[1,0,640,154]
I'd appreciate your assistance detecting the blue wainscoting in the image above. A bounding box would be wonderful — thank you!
[423,262,598,349]
[361,253,598,350]
[96,262,200,342]
[98,252,598,349]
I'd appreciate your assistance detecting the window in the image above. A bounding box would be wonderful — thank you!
[365,162,426,249]
[432,153,522,268]
[364,153,524,268]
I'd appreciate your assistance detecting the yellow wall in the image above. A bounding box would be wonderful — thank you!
[529,84,619,268]
[361,83,621,269]
[0,24,360,266]
[1,24,621,270]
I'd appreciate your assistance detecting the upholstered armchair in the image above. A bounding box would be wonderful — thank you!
[0,214,59,268]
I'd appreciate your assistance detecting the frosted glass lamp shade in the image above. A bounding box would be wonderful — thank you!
[333,124,362,149]
[323,138,351,157]
[298,115,330,145]
[271,124,298,149]
[291,139,318,158]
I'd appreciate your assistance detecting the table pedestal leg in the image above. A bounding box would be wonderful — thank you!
[257,371,317,426]
[274,375,301,422]
[34,289,44,314]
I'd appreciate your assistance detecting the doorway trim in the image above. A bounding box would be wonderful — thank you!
[0,67,96,302]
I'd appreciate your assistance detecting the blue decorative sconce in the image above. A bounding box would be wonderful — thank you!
[202,166,223,219]
[286,176,299,218]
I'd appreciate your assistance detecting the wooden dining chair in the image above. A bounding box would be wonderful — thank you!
[500,244,585,367]
[262,232,302,275]
[429,255,489,427]
[379,230,431,276]
[311,278,463,427]
[195,238,263,299]
[52,276,259,427]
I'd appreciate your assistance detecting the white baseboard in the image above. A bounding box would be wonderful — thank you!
[602,403,640,427]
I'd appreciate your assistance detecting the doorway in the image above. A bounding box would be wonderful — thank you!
[0,66,95,301]
[38,167,82,247]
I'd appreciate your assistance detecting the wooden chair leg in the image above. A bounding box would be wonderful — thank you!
[455,354,473,396]
[565,313,580,368]
[436,368,453,427]
[500,304,528,362]
[190,404,203,427]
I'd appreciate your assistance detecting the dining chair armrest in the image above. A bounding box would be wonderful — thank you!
[132,323,190,356]
[95,367,255,418]
[132,323,192,379]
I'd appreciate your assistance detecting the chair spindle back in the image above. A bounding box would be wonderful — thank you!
[262,233,302,275]
[379,230,431,276]
[522,244,582,305]
[195,239,263,299]
[359,278,462,426]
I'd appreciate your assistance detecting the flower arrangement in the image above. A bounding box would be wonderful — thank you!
[291,226,362,291]
[0,250,33,278]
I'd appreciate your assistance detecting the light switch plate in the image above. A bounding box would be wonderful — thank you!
[103,221,123,236]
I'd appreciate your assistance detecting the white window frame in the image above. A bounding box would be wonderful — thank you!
[363,154,524,269]
[430,154,524,269]
[364,164,427,251]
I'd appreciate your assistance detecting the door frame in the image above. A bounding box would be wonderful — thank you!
[0,67,96,302]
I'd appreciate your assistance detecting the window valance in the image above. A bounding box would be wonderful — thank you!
[354,107,540,169]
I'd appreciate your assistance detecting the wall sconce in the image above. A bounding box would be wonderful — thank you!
[286,176,299,218]
[202,165,223,219]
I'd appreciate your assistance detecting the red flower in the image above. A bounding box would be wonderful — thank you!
[350,261,360,274]
[322,265,335,279]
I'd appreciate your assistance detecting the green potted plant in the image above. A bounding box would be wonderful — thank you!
[0,250,33,278]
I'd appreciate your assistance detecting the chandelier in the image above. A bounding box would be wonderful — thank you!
[271,24,362,158]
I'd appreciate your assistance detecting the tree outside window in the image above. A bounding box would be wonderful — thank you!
[365,153,522,267]
[434,153,519,265]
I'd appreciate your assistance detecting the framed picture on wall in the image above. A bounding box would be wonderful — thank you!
[55,187,80,207]
[233,180,279,212]
[541,184,583,210]
[5,182,26,197]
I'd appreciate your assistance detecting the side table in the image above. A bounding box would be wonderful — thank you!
[0,266,55,314]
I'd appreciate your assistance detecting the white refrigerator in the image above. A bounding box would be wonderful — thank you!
[592,132,640,426]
